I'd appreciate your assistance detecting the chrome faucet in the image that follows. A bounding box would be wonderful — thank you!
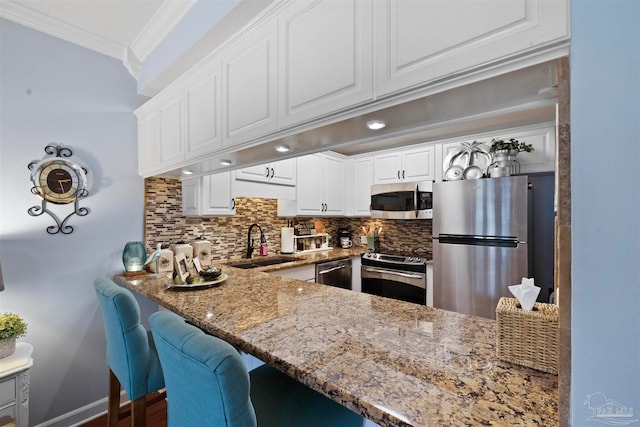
[246,223,265,258]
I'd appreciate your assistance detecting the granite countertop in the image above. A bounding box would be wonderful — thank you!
[115,253,557,427]
[224,247,366,272]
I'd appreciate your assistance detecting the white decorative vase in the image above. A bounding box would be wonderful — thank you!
[0,338,16,359]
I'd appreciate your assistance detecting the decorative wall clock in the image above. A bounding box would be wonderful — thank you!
[28,144,90,234]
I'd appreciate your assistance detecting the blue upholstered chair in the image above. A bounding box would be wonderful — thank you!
[94,278,165,427]
[149,310,363,427]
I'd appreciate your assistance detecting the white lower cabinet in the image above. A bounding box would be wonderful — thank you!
[182,172,235,216]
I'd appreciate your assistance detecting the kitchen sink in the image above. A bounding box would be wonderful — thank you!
[226,256,300,269]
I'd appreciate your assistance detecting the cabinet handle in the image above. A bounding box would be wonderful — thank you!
[232,198,235,209]
[265,167,270,178]
[402,170,405,179]
[270,168,275,178]
[397,170,400,179]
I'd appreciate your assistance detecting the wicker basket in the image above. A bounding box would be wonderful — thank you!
[496,297,559,374]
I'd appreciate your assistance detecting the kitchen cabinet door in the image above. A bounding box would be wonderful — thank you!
[201,172,235,216]
[402,146,436,182]
[159,94,185,166]
[235,158,296,186]
[373,146,435,184]
[182,173,235,217]
[372,152,403,184]
[185,58,222,160]
[492,125,556,174]
[137,111,160,176]
[323,154,345,215]
[221,19,278,148]
[278,0,373,127]
[182,177,201,216]
[350,156,373,216]
[436,123,556,181]
[374,0,569,97]
[294,153,345,216]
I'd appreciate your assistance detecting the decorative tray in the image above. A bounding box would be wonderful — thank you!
[168,273,228,290]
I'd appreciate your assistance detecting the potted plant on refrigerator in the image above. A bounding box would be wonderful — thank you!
[488,138,534,177]
[0,313,27,359]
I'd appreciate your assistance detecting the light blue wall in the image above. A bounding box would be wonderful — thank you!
[571,0,640,424]
[0,19,156,425]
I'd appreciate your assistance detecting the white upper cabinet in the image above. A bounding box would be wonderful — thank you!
[182,172,235,217]
[221,19,278,147]
[374,0,569,96]
[234,158,297,186]
[185,58,222,160]
[349,156,373,216]
[287,152,345,216]
[278,0,373,126]
[159,93,185,166]
[137,111,160,176]
[373,146,435,184]
[436,123,556,180]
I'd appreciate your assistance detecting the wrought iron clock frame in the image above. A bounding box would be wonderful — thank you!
[28,144,90,235]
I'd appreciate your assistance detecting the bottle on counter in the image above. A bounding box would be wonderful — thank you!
[259,232,268,256]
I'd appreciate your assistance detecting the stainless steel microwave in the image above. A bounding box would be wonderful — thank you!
[370,181,433,219]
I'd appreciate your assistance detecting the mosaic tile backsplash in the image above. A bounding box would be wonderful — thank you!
[144,177,433,260]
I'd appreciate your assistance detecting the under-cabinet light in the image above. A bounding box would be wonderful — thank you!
[182,169,193,175]
[275,144,290,153]
[366,120,386,130]
[220,159,232,166]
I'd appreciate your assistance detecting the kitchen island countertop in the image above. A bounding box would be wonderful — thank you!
[115,260,556,426]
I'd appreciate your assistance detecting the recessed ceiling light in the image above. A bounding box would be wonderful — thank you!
[366,120,386,130]
[275,144,290,153]
[220,159,232,166]
[182,169,193,175]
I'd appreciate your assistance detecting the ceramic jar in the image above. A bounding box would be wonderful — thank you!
[191,237,212,267]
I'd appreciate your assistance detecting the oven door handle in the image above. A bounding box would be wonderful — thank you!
[317,264,348,275]
[363,267,424,279]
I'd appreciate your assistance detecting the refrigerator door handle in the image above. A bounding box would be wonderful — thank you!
[436,234,521,248]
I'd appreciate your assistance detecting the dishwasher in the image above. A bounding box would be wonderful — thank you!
[315,258,352,290]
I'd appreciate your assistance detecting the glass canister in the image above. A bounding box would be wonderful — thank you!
[122,242,146,274]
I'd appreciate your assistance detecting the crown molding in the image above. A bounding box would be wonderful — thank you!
[130,0,197,63]
[0,0,124,60]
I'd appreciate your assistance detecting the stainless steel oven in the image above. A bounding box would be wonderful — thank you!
[361,253,427,305]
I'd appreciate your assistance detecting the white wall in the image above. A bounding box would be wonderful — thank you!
[571,0,640,424]
[0,19,156,425]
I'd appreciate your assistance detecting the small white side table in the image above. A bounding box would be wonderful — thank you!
[0,343,33,427]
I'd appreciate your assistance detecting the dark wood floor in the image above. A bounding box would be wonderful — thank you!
[79,394,167,427]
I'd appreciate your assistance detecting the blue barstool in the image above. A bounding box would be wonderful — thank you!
[149,310,363,427]
[94,278,165,427]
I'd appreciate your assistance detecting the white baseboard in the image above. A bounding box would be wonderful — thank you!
[33,391,128,427]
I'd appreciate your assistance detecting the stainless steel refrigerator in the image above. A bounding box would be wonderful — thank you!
[432,176,529,319]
